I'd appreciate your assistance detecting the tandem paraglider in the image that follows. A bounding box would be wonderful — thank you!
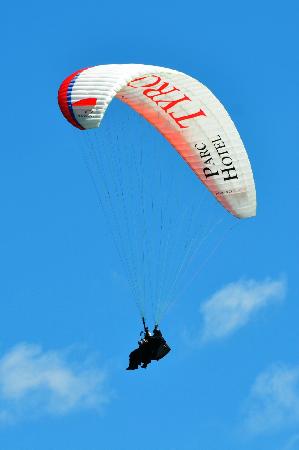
[57,64,256,367]
[126,319,170,370]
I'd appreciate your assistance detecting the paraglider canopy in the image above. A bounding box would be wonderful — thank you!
[58,64,256,219]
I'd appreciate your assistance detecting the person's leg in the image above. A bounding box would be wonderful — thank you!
[126,348,140,370]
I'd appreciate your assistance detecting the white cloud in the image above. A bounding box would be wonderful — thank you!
[243,364,299,434]
[200,277,286,343]
[0,343,110,424]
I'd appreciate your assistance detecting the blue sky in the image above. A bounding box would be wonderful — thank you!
[0,1,298,450]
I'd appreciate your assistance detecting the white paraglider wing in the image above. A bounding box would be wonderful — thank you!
[58,63,256,218]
